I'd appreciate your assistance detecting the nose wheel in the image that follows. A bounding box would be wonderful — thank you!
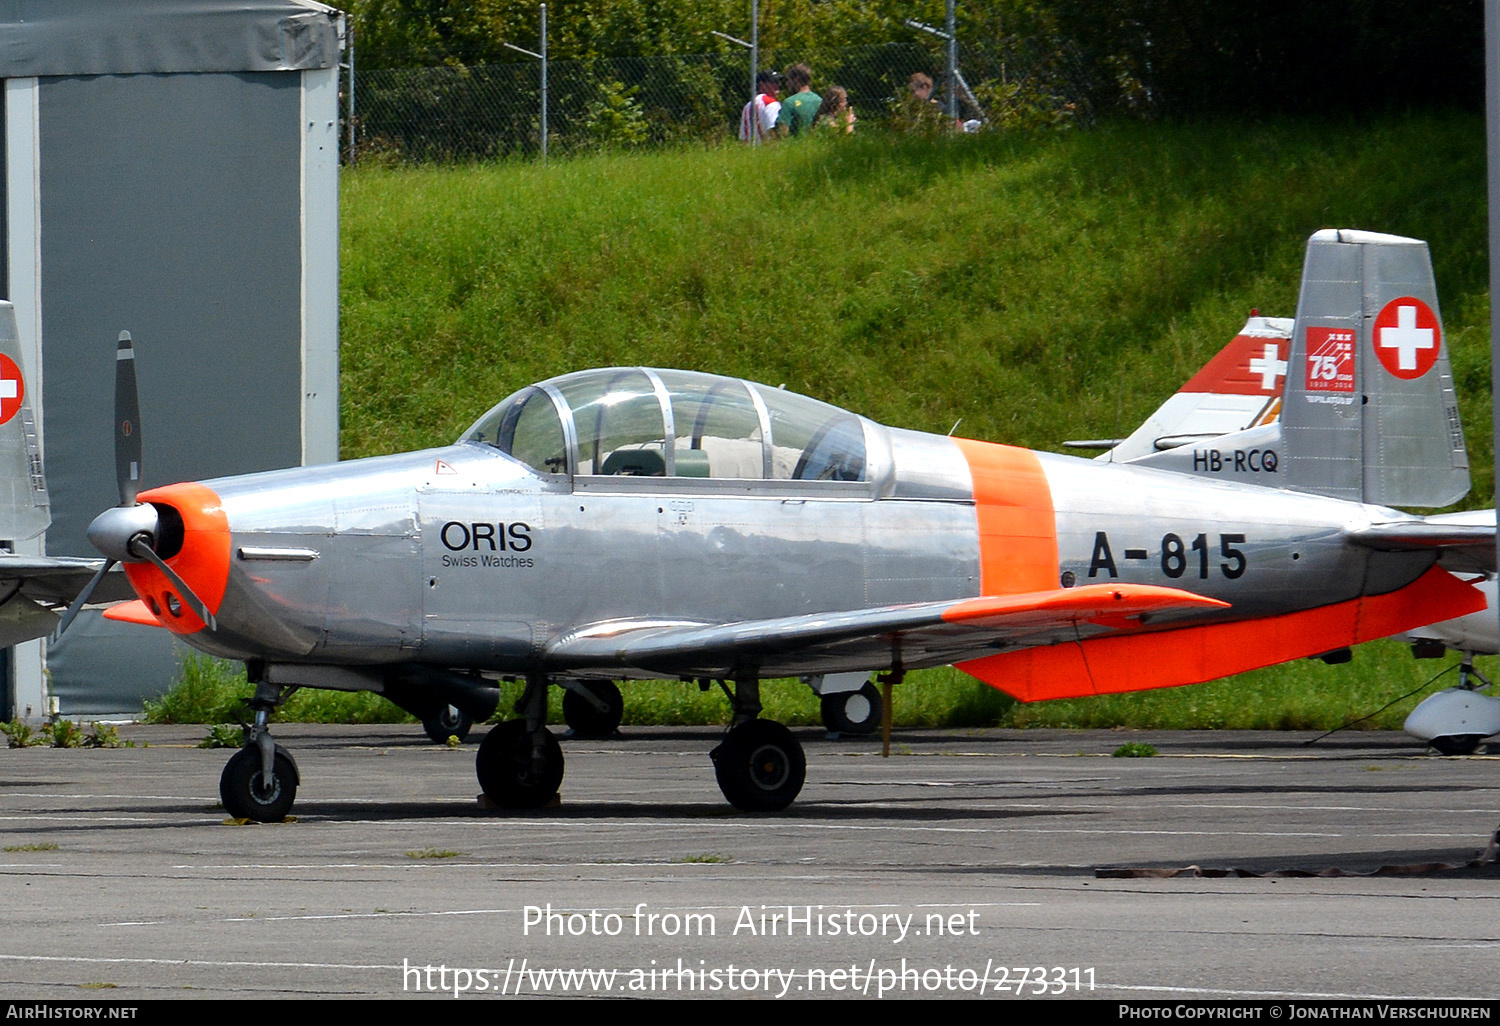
[220,745,299,822]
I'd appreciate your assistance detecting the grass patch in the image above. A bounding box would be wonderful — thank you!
[676,853,730,863]
[406,848,462,859]
[1,720,44,748]
[199,724,245,749]
[4,842,59,852]
[1003,642,1489,731]
[340,115,1491,505]
[145,652,416,726]
[1112,742,1158,757]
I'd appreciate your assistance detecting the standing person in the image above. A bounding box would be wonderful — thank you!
[816,85,856,134]
[903,71,955,131]
[908,72,939,107]
[775,63,821,138]
[739,70,781,144]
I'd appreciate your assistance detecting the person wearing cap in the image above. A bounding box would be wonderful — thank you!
[739,70,782,143]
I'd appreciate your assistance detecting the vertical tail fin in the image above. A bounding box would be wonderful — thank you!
[1281,229,1469,507]
[0,301,49,542]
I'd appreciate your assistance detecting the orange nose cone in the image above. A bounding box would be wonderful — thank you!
[121,482,231,635]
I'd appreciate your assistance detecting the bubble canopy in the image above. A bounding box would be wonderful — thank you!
[462,368,869,483]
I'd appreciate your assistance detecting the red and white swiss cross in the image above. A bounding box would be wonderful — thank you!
[0,354,24,425]
[1372,296,1440,380]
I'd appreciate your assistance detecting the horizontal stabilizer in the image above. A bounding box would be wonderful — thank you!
[1347,509,1497,573]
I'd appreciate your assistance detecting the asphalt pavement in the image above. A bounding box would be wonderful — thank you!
[2,723,1497,1000]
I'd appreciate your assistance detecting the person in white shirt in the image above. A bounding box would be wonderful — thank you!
[739,70,782,143]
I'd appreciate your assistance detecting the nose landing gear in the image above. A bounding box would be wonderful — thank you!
[219,680,299,822]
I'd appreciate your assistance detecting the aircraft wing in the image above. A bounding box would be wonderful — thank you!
[0,556,137,647]
[544,583,1230,679]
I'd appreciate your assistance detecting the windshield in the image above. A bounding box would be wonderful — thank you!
[465,369,867,484]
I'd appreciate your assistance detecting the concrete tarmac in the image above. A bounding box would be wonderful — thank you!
[1,723,1497,1000]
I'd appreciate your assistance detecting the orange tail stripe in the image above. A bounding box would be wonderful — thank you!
[951,438,1058,596]
[959,566,1485,701]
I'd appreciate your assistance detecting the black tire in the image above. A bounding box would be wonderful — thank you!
[1430,734,1483,756]
[220,746,298,822]
[476,721,564,808]
[562,681,624,738]
[710,719,806,812]
[424,705,473,745]
[820,681,882,735]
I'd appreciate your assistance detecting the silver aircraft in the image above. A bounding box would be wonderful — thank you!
[65,228,1496,821]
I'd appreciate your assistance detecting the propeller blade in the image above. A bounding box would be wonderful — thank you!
[49,559,117,644]
[115,332,142,507]
[129,538,217,631]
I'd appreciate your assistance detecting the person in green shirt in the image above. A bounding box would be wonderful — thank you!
[775,63,821,138]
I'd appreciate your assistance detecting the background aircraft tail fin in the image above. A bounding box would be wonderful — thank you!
[1076,316,1291,464]
[1280,228,1469,507]
[0,302,49,543]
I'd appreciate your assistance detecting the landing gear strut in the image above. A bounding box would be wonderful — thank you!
[709,677,805,812]
[476,674,564,808]
[219,679,300,822]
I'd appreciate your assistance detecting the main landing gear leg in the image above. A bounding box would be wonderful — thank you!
[710,677,805,812]
[220,679,300,822]
[476,673,564,808]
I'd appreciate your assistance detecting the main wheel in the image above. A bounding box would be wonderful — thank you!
[424,705,473,744]
[820,681,882,735]
[220,746,298,822]
[562,681,624,738]
[476,721,564,808]
[710,719,805,812]
[1430,734,1484,756]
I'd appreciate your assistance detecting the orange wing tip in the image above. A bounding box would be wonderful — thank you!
[102,600,168,629]
[941,584,1231,625]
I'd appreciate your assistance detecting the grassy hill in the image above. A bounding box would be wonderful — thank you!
[335,113,1494,730]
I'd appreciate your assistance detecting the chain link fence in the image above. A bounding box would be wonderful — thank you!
[347,39,1096,164]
